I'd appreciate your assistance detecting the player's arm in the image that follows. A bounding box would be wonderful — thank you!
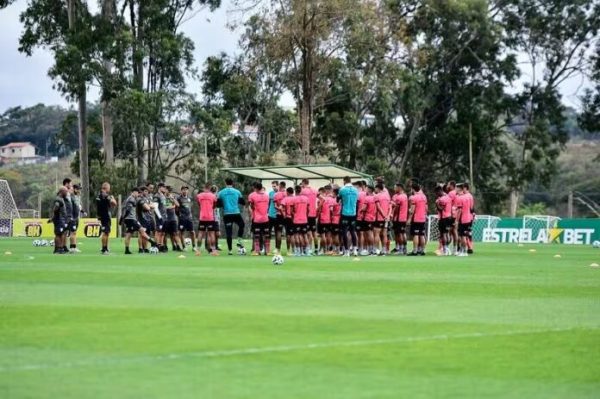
[108,195,117,207]
[375,199,385,220]
[455,201,463,226]
[407,200,415,224]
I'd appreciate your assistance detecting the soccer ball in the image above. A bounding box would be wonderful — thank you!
[238,247,247,256]
[32,240,41,247]
[593,240,600,249]
[40,240,49,247]
[48,241,54,247]
[272,254,284,266]
[149,246,159,254]
[184,238,192,246]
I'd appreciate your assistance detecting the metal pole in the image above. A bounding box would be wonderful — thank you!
[204,134,208,182]
[37,193,42,219]
[567,191,573,218]
[469,123,474,192]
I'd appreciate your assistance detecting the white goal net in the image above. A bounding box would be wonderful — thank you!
[427,214,501,242]
[522,215,561,243]
[0,179,20,237]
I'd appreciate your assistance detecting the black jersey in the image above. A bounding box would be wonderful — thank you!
[53,196,67,224]
[96,191,112,220]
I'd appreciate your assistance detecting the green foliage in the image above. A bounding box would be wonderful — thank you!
[516,202,548,217]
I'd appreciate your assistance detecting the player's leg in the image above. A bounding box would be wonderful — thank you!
[235,214,245,248]
[263,224,272,255]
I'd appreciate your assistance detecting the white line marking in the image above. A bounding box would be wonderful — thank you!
[0,326,592,372]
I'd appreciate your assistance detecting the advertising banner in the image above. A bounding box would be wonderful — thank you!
[12,218,118,239]
[482,218,600,245]
[0,219,11,237]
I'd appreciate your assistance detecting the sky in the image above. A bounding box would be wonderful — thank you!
[0,0,592,114]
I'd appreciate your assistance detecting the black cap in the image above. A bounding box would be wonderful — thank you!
[73,184,81,189]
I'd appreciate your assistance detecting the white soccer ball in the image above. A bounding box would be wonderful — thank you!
[272,254,284,266]
[593,240,600,249]
[49,241,54,247]
[32,240,41,247]
[40,240,49,247]
[184,237,192,246]
[149,246,159,254]
[238,247,247,256]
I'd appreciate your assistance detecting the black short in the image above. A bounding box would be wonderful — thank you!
[356,220,370,232]
[142,218,155,234]
[54,222,67,236]
[458,222,473,237]
[294,223,308,234]
[155,219,165,233]
[284,219,295,235]
[448,217,456,227]
[124,219,142,233]
[198,220,217,232]
[340,215,357,228]
[179,219,194,232]
[224,213,244,226]
[410,222,426,236]
[307,217,317,232]
[68,219,79,232]
[373,221,386,229]
[270,216,285,231]
[100,218,111,235]
[164,220,177,234]
[330,223,340,234]
[317,223,331,234]
[393,221,407,234]
[252,222,271,236]
[438,217,452,233]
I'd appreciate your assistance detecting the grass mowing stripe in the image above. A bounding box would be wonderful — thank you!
[1,326,591,373]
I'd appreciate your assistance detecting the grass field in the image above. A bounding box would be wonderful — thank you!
[0,238,599,398]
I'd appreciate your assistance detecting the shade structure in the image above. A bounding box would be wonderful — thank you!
[221,164,372,185]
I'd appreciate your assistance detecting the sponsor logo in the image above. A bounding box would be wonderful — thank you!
[84,223,101,237]
[483,228,595,245]
[25,223,42,237]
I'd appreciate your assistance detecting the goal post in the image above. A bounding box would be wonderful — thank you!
[0,179,20,237]
[522,215,561,243]
[427,214,501,242]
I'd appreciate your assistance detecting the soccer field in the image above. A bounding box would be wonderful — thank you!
[1,239,599,398]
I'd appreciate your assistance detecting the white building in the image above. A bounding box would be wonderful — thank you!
[0,142,36,161]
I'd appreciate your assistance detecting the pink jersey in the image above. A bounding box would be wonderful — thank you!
[356,191,367,221]
[274,191,286,216]
[281,195,294,219]
[392,193,409,222]
[248,191,270,223]
[293,195,309,224]
[331,199,341,225]
[447,189,458,217]
[409,191,428,223]
[196,192,216,222]
[436,195,452,219]
[319,196,335,224]
[375,191,391,221]
[364,195,377,222]
[457,192,475,223]
[301,187,318,218]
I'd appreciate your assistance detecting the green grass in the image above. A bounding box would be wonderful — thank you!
[0,238,599,398]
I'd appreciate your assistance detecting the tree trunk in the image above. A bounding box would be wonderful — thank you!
[398,110,423,180]
[509,189,519,217]
[78,90,89,212]
[100,0,115,165]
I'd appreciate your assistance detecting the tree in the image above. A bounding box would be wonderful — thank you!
[579,43,600,135]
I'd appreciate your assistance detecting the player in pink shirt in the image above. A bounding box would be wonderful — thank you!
[196,183,218,255]
[316,186,334,255]
[354,182,368,253]
[435,186,453,256]
[300,179,319,251]
[390,183,409,255]
[374,183,391,255]
[248,182,271,255]
[279,187,296,254]
[292,185,310,256]
[455,183,475,256]
[331,188,342,254]
[408,182,428,256]
[445,180,459,254]
[361,186,376,255]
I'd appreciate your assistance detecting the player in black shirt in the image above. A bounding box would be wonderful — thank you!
[96,182,117,254]
[49,186,69,254]
[176,185,196,252]
[121,187,157,254]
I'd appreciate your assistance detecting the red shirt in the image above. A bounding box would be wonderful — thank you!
[319,196,335,224]
[356,191,367,221]
[274,190,286,216]
[301,187,318,218]
[436,195,452,219]
[447,189,458,217]
[281,195,294,219]
[457,192,475,224]
[375,191,391,222]
[331,198,341,224]
[196,192,217,222]
[392,193,409,222]
[409,191,428,223]
[248,191,270,223]
[293,195,309,224]
[364,195,377,222]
